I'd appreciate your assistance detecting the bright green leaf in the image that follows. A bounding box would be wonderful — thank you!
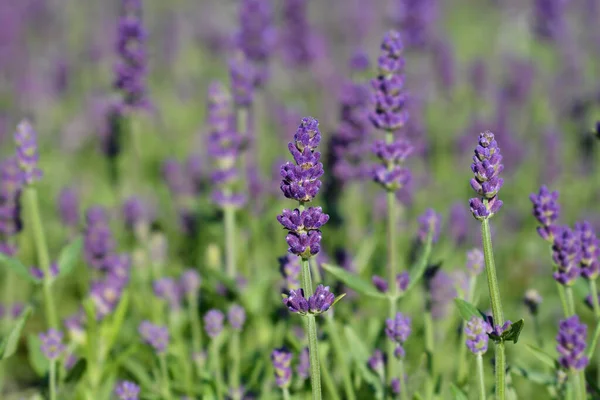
[104,292,130,354]
[331,293,346,308]
[0,253,38,284]
[454,298,484,321]
[502,319,525,344]
[450,383,469,400]
[525,344,557,368]
[27,334,49,376]
[0,306,33,360]
[510,365,554,386]
[344,325,383,395]
[322,264,386,299]
[56,236,83,279]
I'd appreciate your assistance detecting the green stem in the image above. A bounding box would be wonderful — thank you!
[424,311,435,400]
[224,205,237,278]
[49,360,57,400]
[386,171,397,386]
[588,280,600,318]
[230,331,241,396]
[320,347,341,400]
[565,287,576,316]
[211,338,225,400]
[301,258,314,297]
[476,353,486,400]
[398,359,409,400]
[387,297,398,387]
[571,370,586,400]
[24,187,58,329]
[481,219,505,400]
[306,314,322,400]
[325,315,356,400]
[283,388,291,400]
[159,353,173,400]
[187,293,203,375]
[556,281,570,317]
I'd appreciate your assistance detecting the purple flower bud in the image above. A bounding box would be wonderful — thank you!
[39,329,65,360]
[84,206,116,270]
[391,378,401,395]
[153,278,183,311]
[484,315,512,338]
[279,253,301,290]
[138,321,169,353]
[30,263,59,280]
[556,315,589,370]
[308,285,335,314]
[418,208,441,243]
[396,272,410,292]
[271,348,293,388]
[228,304,246,331]
[90,276,126,320]
[465,316,492,354]
[368,349,385,375]
[349,49,370,72]
[372,275,388,293]
[530,186,560,242]
[11,302,24,318]
[385,312,411,346]
[204,309,225,339]
[523,289,543,315]
[466,248,484,276]
[115,380,140,400]
[14,120,42,185]
[122,196,153,230]
[576,221,600,280]
[552,226,582,286]
[57,187,79,227]
[180,269,201,296]
[277,207,330,232]
[469,131,504,220]
[296,347,310,380]
[285,231,323,259]
[283,288,309,314]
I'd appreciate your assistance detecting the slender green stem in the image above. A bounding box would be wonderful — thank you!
[387,297,398,387]
[476,353,486,400]
[571,370,586,400]
[230,331,241,396]
[457,276,477,384]
[159,353,173,400]
[49,360,57,400]
[211,338,225,400]
[398,359,409,400]
[306,315,322,400]
[301,258,314,297]
[187,293,203,376]
[320,347,341,400]
[481,219,505,400]
[556,281,570,317]
[283,388,291,400]
[424,311,435,400]
[589,280,600,318]
[565,287,576,316]
[24,187,58,329]
[224,205,237,278]
[325,315,356,400]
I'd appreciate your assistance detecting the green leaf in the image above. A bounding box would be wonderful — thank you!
[103,292,130,354]
[27,334,49,376]
[56,236,83,278]
[344,325,383,395]
[454,298,484,321]
[322,264,386,299]
[65,358,87,383]
[525,344,557,368]
[510,365,554,386]
[331,293,346,308]
[449,383,469,400]
[0,252,38,284]
[405,233,433,294]
[0,305,33,360]
[502,319,525,343]
[122,358,155,389]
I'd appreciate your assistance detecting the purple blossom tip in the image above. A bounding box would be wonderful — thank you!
[180,269,201,296]
[466,248,484,276]
[469,131,503,220]
[465,316,492,355]
[271,348,293,388]
[556,315,589,371]
[530,185,560,242]
[552,226,582,286]
[385,312,411,350]
[14,120,42,185]
[39,329,65,360]
[576,221,600,280]
[115,380,140,400]
[204,309,225,339]
[396,271,410,292]
[138,321,169,353]
[368,349,385,374]
[372,275,388,293]
[227,304,246,331]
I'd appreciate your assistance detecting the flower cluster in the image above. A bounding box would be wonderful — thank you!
[228,304,246,331]
[277,207,329,258]
[556,315,588,371]
[115,380,140,400]
[464,316,492,355]
[552,226,581,286]
[84,207,116,270]
[0,157,22,256]
[229,51,255,108]
[113,0,149,110]
[204,309,225,338]
[283,285,335,315]
[372,271,410,294]
[530,185,560,242]
[372,138,413,192]
[14,120,42,185]
[576,221,600,280]
[385,312,411,358]
[280,0,314,67]
[271,348,293,388]
[39,329,65,360]
[207,82,246,209]
[122,196,154,232]
[469,131,504,220]
[138,321,169,353]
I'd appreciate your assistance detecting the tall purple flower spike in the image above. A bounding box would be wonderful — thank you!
[385,312,411,359]
[552,226,582,286]
[469,131,504,220]
[556,315,589,371]
[138,321,169,353]
[530,185,560,242]
[14,120,42,185]
[271,348,293,388]
[576,221,600,280]
[0,157,23,256]
[417,208,441,243]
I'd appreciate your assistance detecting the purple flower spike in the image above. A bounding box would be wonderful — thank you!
[228,304,246,331]
[523,289,543,315]
[307,285,335,314]
[465,317,492,355]
[0,157,23,255]
[83,206,116,270]
[368,349,385,375]
[153,278,182,311]
[115,380,140,400]
[204,309,225,339]
[229,51,255,107]
[280,0,314,68]
[466,248,484,276]
[180,269,201,297]
[271,348,293,388]
[372,275,389,293]
[14,120,42,185]
[552,226,582,286]
[530,186,560,242]
[39,329,65,360]
[296,347,310,380]
[396,272,410,292]
[556,315,589,371]
[122,196,154,231]
[391,378,401,395]
[418,208,441,243]
[469,131,504,220]
[576,221,600,280]
[385,312,411,344]
[138,321,169,354]
[57,187,79,227]
[279,253,301,290]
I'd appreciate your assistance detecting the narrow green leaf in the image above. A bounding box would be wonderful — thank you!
[322,264,386,299]
[449,383,469,400]
[405,234,433,294]
[122,358,155,389]
[331,293,346,308]
[0,252,38,284]
[344,325,383,394]
[65,358,87,383]
[510,365,554,386]
[454,298,484,321]
[56,236,83,278]
[27,334,49,376]
[502,319,525,344]
[0,305,33,360]
[104,292,130,353]
[525,344,557,368]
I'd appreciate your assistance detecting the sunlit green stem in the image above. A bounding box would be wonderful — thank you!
[398,359,409,400]
[283,388,291,400]
[159,353,173,400]
[481,218,505,400]
[224,205,237,278]
[187,293,203,376]
[565,287,576,316]
[24,187,58,329]
[49,360,57,400]
[424,311,435,400]
[476,353,486,400]
[230,331,241,396]
[211,337,225,400]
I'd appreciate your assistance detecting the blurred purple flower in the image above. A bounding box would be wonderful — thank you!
[14,120,42,185]
[530,185,560,243]
[115,380,140,400]
[418,208,441,243]
[552,226,581,286]
[271,348,292,388]
[204,309,225,339]
[39,329,65,360]
[465,316,492,354]
[138,321,169,353]
[57,187,79,228]
[556,315,588,370]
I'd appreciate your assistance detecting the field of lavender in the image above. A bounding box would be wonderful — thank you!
[1,0,600,399]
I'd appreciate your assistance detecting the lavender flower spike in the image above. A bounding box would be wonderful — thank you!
[556,315,589,370]
[576,221,600,280]
[465,317,492,355]
[552,226,582,286]
[469,131,504,220]
[296,347,310,380]
[228,304,246,331]
[530,185,560,242]
[271,348,293,388]
[385,312,411,358]
[204,309,225,338]
[39,329,65,360]
[14,120,42,185]
[418,208,441,243]
[115,380,140,400]
[138,321,169,353]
